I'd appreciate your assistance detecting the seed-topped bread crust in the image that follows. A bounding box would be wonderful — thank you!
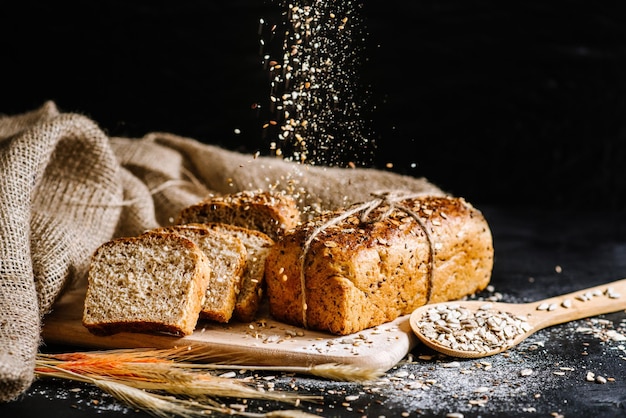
[264,195,494,335]
[196,222,275,322]
[176,191,301,240]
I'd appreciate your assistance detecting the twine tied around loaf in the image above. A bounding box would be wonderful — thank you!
[297,190,436,329]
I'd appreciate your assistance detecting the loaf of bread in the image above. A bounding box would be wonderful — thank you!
[82,233,211,336]
[176,190,301,240]
[264,194,494,335]
[194,222,274,322]
[148,224,247,323]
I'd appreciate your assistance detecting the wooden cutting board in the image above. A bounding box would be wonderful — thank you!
[42,285,417,371]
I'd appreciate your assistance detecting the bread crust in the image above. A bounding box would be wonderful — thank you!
[176,191,301,240]
[148,223,247,323]
[265,195,494,335]
[199,222,275,322]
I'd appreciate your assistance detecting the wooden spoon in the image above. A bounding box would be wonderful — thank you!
[410,278,626,359]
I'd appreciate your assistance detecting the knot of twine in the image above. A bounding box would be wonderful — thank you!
[297,190,435,328]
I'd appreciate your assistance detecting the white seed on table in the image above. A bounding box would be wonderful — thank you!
[561,299,572,308]
[442,361,461,368]
[586,372,595,382]
[520,368,533,376]
[596,376,607,384]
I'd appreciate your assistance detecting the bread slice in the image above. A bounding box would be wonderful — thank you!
[148,223,247,323]
[176,190,301,240]
[82,233,211,336]
[265,195,494,335]
[196,222,274,322]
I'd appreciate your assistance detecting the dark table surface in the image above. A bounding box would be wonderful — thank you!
[2,204,625,418]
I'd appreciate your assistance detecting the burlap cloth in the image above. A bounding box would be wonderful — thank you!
[0,101,444,402]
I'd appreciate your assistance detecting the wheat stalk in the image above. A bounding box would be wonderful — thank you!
[36,352,322,402]
[192,362,384,382]
[39,363,320,418]
[35,347,387,417]
[36,362,323,418]
[39,346,384,381]
[154,345,385,381]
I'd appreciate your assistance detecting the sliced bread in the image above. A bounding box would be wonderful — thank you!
[176,190,301,240]
[148,223,247,323]
[82,233,211,337]
[196,222,274,322]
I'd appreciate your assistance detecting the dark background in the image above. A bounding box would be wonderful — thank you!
[2,0,625,210]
